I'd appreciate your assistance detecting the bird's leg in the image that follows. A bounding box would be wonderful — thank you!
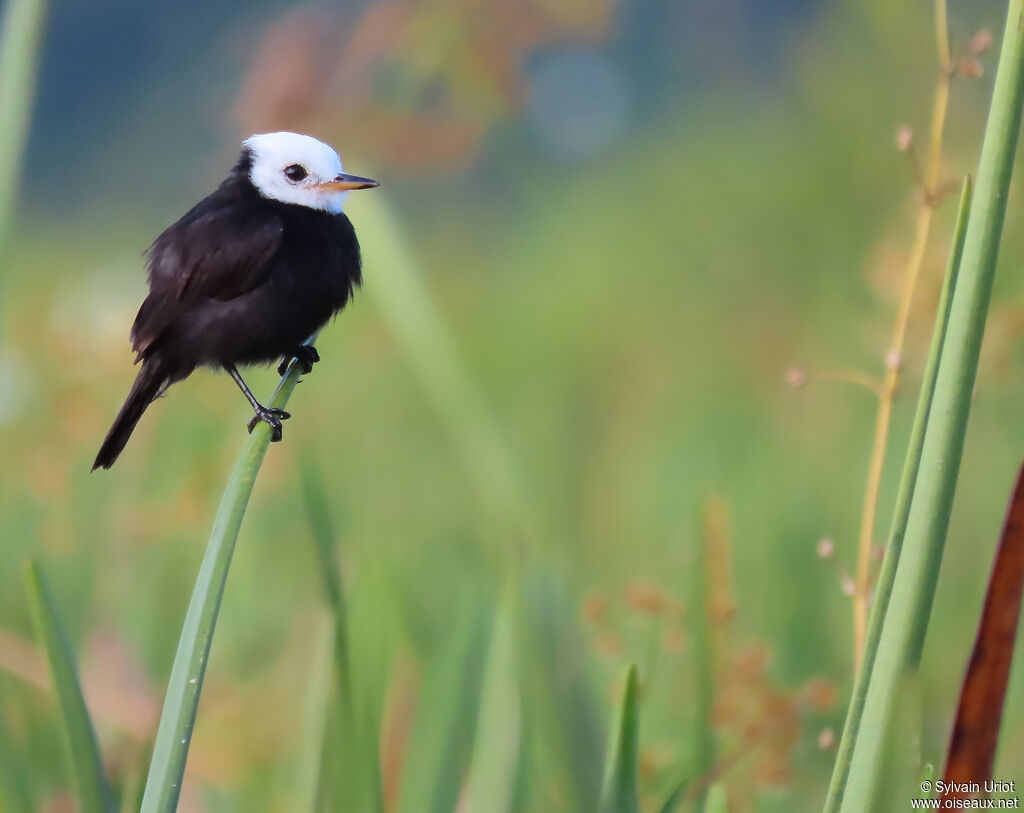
[277,345,320,377]
[224,363,290,442]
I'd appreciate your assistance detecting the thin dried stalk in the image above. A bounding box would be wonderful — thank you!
[852,0,953,665]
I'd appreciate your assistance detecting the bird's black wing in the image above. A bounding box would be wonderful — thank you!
[132,198,284,357]
[149,197,284,301]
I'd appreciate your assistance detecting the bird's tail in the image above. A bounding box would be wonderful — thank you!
[92,358,170,471]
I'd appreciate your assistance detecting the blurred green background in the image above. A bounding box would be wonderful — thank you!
[2,0,1024,810]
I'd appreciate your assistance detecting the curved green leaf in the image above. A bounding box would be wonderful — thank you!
[25,560,113,813]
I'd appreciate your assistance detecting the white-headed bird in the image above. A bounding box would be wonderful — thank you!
[93,132,378,470]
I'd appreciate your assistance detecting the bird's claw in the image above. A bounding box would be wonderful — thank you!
[247,406,291,441]
[278,346,320,377]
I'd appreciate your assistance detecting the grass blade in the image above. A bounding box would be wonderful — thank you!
[463,587,522,813]
[654,780,686,813]
[0,0,47,255]
[24,560,113,813]
[824,177,971,810]
[524,574,604,812]
[837,2,1024,808]
[140,349,312,813]
[396,598,490,813]
[597,664,639,813]
[300,456,383,813]
[941,460,1024,801]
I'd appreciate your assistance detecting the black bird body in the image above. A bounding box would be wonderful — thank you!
[134,153,360,371]
[93,133,378,470]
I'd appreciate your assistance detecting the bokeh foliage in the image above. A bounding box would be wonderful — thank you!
[1,1,1024,811]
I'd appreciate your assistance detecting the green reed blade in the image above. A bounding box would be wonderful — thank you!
[25,560,113,813]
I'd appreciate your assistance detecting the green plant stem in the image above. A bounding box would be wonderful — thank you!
[837,2,1024,807]
[140,345,314,813]
[0,0,46,249]
[824,178,971,812]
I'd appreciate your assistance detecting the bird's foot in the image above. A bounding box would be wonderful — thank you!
[277,346,320,377]
[247,405,291,442]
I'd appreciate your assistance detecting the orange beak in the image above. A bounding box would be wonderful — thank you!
[317,172,380,192]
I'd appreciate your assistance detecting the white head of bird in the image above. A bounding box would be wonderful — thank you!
[244,132,378,214]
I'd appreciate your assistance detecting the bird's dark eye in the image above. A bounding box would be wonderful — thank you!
[284,164,308,182]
